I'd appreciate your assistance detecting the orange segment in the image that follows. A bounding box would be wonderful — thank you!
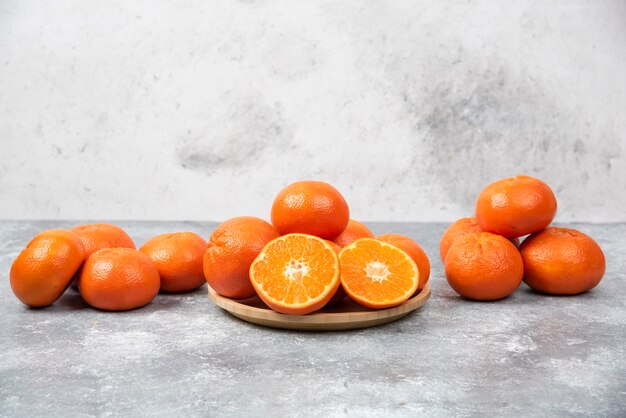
[339,238,419,309]
[249,234,340,315]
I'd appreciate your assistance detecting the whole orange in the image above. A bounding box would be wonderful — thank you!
[10,229,86,307]
[71,223,136,255]
[78,248,160,311]
[440,217,519,261]
[140,232,207,293]
[520,227,605,295]
[333,219,374,247]
[70,223,136,287]
[204,217,280,299]
[444,232,523,300]
[271,180,350,240]
[376,234,431,291]
[475,175,557,238]
[439,217,483,261]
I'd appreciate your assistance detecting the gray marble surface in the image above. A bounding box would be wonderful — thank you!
[0,221,624,417]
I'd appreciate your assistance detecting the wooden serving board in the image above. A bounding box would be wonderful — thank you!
[208,282,431,331]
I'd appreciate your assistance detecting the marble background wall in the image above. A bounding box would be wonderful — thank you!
[1,0,625,222]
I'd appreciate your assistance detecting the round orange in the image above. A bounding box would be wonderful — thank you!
[204,217,280,299]
[475,175,557,238]
[10,229,86,307]
[444,232,523,301]
[440,217,519,261]
[520,227,605,295]
[271,180,350,240]
[71,223,136,255]
[78,248,160,311]
[339,238,419,309]
[439,217,483,261]
[333,219,374,247]
[249,234,340,315]
[140,232,207,293]
[376,234,430,291]
[70,223,136,287]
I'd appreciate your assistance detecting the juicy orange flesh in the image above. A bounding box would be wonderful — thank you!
[340,240,417,303]
[252,235,337,305]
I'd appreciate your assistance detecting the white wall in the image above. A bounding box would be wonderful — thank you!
[1,0,625,222]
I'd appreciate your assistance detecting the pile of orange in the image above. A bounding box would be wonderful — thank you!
[12,176,603,312]
[11,224,208,310]
[10,180,431,315]
[205,180,431,315]
[441,175,605,300]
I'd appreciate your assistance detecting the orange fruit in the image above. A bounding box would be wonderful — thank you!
[444,232,523,300]
[325,239,347,306]
[439,217,482,261]
[475,175,557,238]
[249,234,340,315]
[333,219,374,247]
[338,238,419,309]
[10,229,86,307]
[520,227,605,295]
[204,217,280,299]
[78,248,160,311]
[271,180,350,239]
[376,234,430,291]
[71,223,136,255]
[140,232,207,293]
[70,223,136,287]
[439,217,519,261]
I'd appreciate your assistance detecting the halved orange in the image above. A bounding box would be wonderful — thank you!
[339,238,419,309]
[249,234,340,315]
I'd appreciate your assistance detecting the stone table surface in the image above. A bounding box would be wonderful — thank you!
[0,221,624,417]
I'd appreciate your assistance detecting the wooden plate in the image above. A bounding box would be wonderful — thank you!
[208,282,431,331]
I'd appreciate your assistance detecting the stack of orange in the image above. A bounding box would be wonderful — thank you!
[10,180,430,315]
[204,180,431,315]
[10,176,605,312]
[441,175,605,300]
[10,224,208,311]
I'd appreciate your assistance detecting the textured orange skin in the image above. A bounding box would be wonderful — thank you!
[520,227,605,295]
[78,248,160,311]
[71,224,136,255]
[204,217,280,299]
[377,234,431,291]
[333,219,374,247]
[271,180,350,240]
[440,218,482,261]
[439,217,519,261]
[249,234,340,315]
[70,224,136,287]
[10,229,86,307]
[444,232,523,301]
[140,232,207,293]
[475,175,557,238]
[325,240,347,305]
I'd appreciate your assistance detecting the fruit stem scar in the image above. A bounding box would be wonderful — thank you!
[364,261,391,283]
[284,259,308,281]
